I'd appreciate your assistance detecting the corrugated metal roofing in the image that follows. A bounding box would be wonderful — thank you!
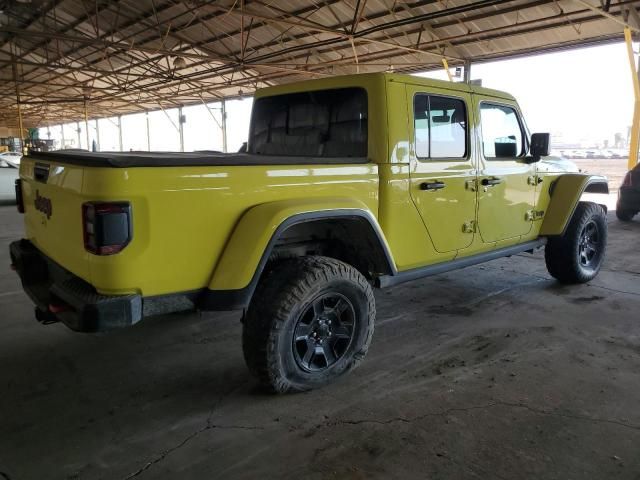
[0,0,638,127]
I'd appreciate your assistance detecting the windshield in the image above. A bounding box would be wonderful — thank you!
[248,87,368,158]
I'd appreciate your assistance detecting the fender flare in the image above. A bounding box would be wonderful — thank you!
[539,174,609,236]
[200,198,395,310]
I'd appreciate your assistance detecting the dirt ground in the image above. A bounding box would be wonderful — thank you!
[573,157,630,201]
[1,202,640,480]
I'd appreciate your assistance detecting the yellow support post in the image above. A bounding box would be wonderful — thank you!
[624,27,640,170]
[441,58,454,82]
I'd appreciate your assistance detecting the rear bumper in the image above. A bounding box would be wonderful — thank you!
[9,240,242,331]
[9,240,142,332]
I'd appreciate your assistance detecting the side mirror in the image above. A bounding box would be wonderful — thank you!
[528,133,550,162]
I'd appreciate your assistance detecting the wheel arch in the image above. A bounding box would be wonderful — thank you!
[268,215,396,278]
[540,174,609,237]
[200,199,396,310]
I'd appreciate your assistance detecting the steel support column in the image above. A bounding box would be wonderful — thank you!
[94,119,100,151]
[16,102,24,150]
[83,100,90,150]
[221,99,228,153]
[145,112,151,151]
[178,106,185,152]
[117,115,123,151]
[11,55,24,148]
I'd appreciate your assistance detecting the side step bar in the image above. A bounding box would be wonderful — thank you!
[376,239,546,289]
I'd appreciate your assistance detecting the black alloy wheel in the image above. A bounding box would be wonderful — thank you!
[293,293,356,372]
[577,220,603,269]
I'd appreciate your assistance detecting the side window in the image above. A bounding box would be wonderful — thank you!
[430,96,466,158]
[413,94,467,159]
[480,104,524,159]
[413,95,430,158]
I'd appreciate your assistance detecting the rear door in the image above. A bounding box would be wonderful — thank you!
[475,98,536,243]
[407,85,477,253]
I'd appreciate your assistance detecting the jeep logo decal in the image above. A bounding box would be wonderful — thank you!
[34,190,52,219]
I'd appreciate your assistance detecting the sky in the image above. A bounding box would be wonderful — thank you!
[418,42,636,148]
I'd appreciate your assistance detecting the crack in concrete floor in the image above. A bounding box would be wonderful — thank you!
[319,401,640,432]
[122,400,640,479]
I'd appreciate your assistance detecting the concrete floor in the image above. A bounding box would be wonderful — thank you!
[1,203,640,480]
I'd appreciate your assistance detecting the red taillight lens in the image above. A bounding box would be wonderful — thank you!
[82,202,132,255]
[15,179,24,213]
[621,171,633,187]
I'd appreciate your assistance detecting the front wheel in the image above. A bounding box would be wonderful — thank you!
[242,256,375,393]
[545,202,607,284]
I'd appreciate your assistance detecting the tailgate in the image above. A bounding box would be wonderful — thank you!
[20,157,91,282]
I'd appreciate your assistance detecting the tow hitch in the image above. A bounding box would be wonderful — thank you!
[35,307,60,325]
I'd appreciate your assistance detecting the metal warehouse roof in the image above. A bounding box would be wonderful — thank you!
[1,0,639,128]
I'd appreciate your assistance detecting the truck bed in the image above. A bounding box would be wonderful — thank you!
[27,150,368,168]
[17,153,379,300]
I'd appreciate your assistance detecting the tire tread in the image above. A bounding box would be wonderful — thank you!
[615,207,636,222]
[544,202,607,284]
[242,256,375,393]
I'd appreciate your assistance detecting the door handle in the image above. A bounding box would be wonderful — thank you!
[481,177,503,187]
[420,181,446,191]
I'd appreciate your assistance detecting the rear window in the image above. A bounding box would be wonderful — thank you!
[248,87,368,158]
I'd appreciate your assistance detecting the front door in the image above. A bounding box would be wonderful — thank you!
[408,86,477,253]
[475,99,536,243]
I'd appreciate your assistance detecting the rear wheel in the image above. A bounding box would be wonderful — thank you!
[242,256,375,393]
[615,205,636,222]
[545,202,607,284]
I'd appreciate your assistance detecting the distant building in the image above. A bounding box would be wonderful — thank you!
[550,132,580,150]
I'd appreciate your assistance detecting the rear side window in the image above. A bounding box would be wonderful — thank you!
[414,94,467,159]
[249,87,367,158]
[480,104,525,158]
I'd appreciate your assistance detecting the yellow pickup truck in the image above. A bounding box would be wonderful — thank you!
[10,73,608,392]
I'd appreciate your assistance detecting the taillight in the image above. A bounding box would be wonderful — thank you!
[82,202,132,255]
[15,179,24,213]
[621,171,633,187]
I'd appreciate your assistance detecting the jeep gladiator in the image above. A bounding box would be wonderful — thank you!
[10,73,609,392]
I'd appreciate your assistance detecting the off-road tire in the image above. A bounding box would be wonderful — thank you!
[242,256,375,393]
[615,205,636,222]
[545,201,607,284]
